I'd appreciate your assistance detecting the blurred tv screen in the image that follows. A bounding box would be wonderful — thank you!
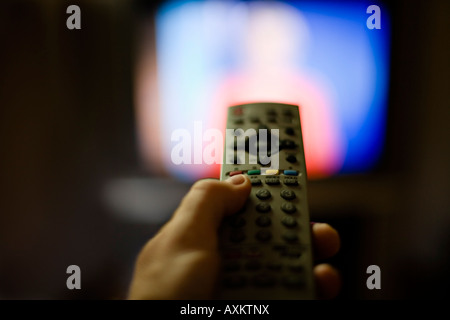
[135,0,391,181]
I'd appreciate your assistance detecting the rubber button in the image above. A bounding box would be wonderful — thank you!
[285,127,295,135]
[250,177,262,186]
[256,216,271,227]
[284,170,298,176]
[282,231,299,243]
[289,263,304,273]
[281,216,297,228]
[286,155,297,163]
[280,139,296,149]
[286,247,303,258]
[266,262,282,271]
[282,275,305,289]
[245,260,262,270]
[280,189,296,200]
[233,107,243,115]
[255,230,272,242]
[253,274,276,287]
[281,202,297,214]
[265,177,280,185]
[256,202,271,213]
[256,189,271,200]
[246,247,262,258]
[284,177,299,186]
[265,169,279,175]
[229,170,243,176]
[247,170,260,175]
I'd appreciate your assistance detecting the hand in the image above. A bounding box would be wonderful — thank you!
[128,174,340,300]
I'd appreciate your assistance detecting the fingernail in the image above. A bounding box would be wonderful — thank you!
[226,174,246,185]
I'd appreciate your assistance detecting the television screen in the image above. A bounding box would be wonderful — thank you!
[135,0,391,181]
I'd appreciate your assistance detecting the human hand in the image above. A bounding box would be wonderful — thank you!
[127,175,340,300]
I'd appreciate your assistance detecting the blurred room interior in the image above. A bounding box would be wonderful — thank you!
[0,0,449,299]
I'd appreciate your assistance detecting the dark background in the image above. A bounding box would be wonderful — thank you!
[0,0,449,299]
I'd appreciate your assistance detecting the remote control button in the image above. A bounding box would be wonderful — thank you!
[223,261,241,272]
[256,189,271,200]
[281,189,296,200]
[286,154,297,163]
[282,231,299,243]
[282,275,305,289]
[286,247,303,258]
[245,260,262,270]
[229,216,246,227]
[281,216,297,228]
[265,169,279,175]
[280,139,296,149]
[285,127,295,135]
[253,274,276,287]
[265,176,280,185]
[283,170,298,176]
[250,116,259,123]
[255,202,271,213]
[256,216,271,227]
[266,262,282,271]
[283,177,299,186]
[233,107,243,116]
[255,230,272,242]
[230,230,246,243]
[266,109,277,116]
[281,202,297,214]
[223,275,246,288]
[267,116,276,123]
[250,177,262,186]
[234,119,244,125]
[246,247,262,258]
[282,109,293,117]
[282,117,293,124]
[247,169,260,175]
[229,170,243,176]
[273,244,287,252]
[289,263,304,273]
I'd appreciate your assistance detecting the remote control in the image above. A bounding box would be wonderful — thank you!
[217,102,316,300]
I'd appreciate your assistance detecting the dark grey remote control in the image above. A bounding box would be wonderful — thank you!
[217,102,316,300]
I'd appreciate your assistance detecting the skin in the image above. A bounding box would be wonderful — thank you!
[128,174,341,300]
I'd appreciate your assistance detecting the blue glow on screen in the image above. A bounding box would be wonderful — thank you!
[151,0,391,179]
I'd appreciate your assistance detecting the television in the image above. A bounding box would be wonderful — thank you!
[134,0,391,182]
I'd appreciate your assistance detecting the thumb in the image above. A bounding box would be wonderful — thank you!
[171,175,251,240]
